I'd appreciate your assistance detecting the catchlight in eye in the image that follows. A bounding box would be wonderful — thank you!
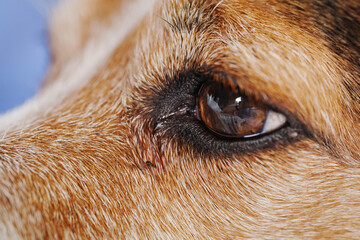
[196,80,287,139]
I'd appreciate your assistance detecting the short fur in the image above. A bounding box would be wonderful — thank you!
[0,0,359,239]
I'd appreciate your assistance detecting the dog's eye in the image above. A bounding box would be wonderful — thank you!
[149,71,304,157]
[197,80,287,138]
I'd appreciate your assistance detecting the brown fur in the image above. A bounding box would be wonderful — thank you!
[0,0,359,239]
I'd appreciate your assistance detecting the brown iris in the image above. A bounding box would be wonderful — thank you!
[197,80,269,138]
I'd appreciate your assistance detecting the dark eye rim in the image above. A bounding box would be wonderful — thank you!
[146,67,310,157]
[158,116,299,157]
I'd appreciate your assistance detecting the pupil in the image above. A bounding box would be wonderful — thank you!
[198,81,268,138]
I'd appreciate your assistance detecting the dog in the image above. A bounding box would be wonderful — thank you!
[0,0,359,238]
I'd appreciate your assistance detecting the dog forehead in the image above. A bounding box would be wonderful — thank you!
[157,0,359,111]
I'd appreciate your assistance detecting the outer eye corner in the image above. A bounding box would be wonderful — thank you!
[196,79,288,139]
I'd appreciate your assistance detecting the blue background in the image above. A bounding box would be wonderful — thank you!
[0,0,55,114]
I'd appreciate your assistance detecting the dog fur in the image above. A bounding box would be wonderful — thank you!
[0,0,359,239]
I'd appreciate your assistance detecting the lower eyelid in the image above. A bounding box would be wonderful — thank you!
[158,117,299,157]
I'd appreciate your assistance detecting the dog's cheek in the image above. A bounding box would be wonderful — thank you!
[120,138,360,238]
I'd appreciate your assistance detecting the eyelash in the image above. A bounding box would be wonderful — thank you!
[149,70,305,157]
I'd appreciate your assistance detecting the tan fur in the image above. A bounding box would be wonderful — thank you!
[0,0,359,239]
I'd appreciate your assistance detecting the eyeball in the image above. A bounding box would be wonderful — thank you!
[197,80,287,138]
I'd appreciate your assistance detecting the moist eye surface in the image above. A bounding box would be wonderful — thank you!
[197,80,286,138]
[148,70,304,157]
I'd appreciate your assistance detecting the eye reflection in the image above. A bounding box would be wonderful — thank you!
[197,80,287,138]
